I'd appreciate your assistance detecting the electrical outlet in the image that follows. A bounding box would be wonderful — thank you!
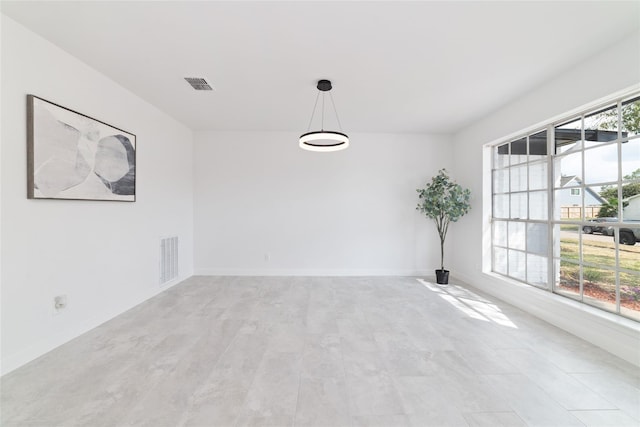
[53,295,67,315]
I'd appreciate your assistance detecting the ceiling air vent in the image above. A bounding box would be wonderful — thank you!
[184,77,213,91]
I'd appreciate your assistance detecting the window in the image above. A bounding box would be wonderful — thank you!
[491,92,640,322]
[492,130,549,288]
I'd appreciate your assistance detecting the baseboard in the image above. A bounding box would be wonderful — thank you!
[452,271,640,367]
[194,268,433,277]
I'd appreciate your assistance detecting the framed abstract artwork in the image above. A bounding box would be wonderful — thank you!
[27,95,136,201]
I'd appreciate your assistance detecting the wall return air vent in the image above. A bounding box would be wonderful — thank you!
[184,77,213,91]
[160,236,179,285]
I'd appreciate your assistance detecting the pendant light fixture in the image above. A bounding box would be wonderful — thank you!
[299,79,349,152]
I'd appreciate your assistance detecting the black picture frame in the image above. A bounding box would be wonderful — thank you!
[27,95,136,201]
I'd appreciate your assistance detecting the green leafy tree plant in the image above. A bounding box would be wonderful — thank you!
[598,168,639,218]
[598,198,629,218]
[416,169,471,282]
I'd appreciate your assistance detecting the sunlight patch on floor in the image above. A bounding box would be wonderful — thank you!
[417,278,518,328]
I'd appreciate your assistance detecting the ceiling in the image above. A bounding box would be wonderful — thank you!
[2,1,639,134]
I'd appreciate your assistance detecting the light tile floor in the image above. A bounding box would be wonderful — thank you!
[2,276,639,426]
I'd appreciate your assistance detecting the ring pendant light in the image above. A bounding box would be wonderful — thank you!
[299,79,349,152]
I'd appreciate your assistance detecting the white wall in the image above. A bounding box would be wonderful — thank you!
[194,131,452,276]
[450,31,640,366]
[0,16,195,375]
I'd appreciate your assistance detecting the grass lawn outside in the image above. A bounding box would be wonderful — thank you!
[559,236,640,316]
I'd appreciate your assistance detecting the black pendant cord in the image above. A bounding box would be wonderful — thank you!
[321,92,325,131]
[329,91,343,132]
[306,83,340,133]
[306,91,321,132]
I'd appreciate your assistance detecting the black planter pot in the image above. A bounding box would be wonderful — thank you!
[435,269,449,285]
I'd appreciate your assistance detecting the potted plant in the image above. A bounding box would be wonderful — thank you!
[416,169,471,284]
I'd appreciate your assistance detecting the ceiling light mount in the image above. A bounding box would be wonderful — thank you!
[316,79,332,92]
[299,79,349,152]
